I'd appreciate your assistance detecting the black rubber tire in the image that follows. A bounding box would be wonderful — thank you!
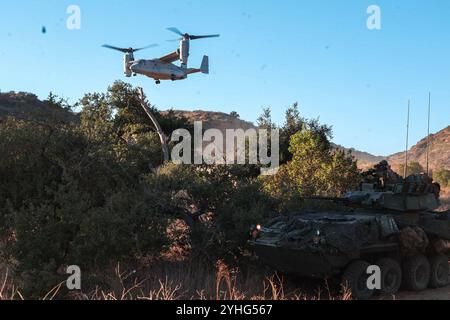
[402,254,431,291]
[429,254,449,288]
[376,258,402,295]
[341,260,374,300]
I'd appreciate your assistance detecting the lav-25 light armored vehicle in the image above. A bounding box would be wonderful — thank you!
[250,161,450,299]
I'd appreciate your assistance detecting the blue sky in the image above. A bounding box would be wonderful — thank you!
[0,0,449,156]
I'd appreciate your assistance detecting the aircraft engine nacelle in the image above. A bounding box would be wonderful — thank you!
[180,39,190,67]
[123,53,134,77]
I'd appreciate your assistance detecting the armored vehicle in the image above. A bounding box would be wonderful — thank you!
[250,161,450,299]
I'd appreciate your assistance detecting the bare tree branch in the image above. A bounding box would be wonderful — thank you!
[137,87,170,163]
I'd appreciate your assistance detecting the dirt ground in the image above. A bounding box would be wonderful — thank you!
[379,270,450,300]
[393,285,450,300]
[380,284,450,300]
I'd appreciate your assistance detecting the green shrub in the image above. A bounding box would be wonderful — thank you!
[433,168,450,188]
[0,84,173,297]
[262,129,359,199]
[144,163,276,261]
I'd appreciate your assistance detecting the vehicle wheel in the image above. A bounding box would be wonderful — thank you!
[402,254,431,291]
[341,260,374,300]
[376,258,402,295]
[429,254,449,288]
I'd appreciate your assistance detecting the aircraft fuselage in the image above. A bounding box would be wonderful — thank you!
[130,59,187,81]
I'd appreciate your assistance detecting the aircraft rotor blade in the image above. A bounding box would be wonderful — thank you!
[167,27,220,40]
[189,34,220,40]
[102,44,158,53]
[102,44,129,53]
[166,27,184,36]
[134,44,158,52]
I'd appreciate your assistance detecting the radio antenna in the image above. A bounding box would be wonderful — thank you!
[426,92,431,176]
[404,100,410,178]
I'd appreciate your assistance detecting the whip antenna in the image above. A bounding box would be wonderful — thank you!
[404,100,410,178]
[426,92,431,176]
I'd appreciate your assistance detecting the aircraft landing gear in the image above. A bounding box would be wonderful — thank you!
[155,80,161,85]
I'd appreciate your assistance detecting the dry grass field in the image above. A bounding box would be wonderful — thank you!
[0,259,352,300]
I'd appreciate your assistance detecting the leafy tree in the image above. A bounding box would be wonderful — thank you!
[397,161,424,177]
[256,107,275,129]
[286,129,332,196]
[144,163,275,261]
[279,103,304,164]
[263,128,359,200]
[433,168,450,188]
[44,92,71,111]
[230,111,240,119]
[326,149,360,195]
[259,104,333,165]
[0,83,183,297]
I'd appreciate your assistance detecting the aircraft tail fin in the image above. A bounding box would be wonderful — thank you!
[200,55,209,74]
[186,56,209,75]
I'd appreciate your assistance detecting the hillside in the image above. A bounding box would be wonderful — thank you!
[161,109,256,132]
[0,91,76,122]
[327,127,450,172]
[1,92,448,171]
[387,126,450,171]
[162,109,449,171]
[332,143,385,168]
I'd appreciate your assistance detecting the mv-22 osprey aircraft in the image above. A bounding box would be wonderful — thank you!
[103,28,219,84]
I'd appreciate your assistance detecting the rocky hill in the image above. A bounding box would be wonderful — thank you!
[387,126,450,171]
[0,91,76,122]
[332,144,385,168]
[163,109,449,171]
[331,126,449,171]
[161,109,256,132]
[1,92,448,171]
